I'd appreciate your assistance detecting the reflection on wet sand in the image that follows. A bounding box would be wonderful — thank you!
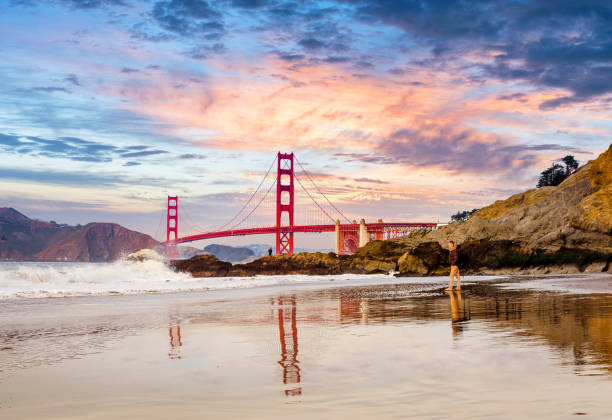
[1,277,612,419]
[275,296,301,396]
[168,325,182,360]
[446,291,471,337]
[1,279,611,384]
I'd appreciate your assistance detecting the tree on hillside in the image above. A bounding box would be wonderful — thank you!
[561,155,579,175]
[537,155,579,188]
[450,208,480,223]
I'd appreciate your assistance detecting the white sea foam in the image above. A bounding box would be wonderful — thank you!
[0,260,385,299]
[0,260,505,299]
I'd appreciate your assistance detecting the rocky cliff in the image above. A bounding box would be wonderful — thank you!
[0,208,159,262]
[383,143,612,275]
[401,143,612,253]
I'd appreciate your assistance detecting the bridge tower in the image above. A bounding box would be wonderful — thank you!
[166,195,178,259]
[276,152,294,255]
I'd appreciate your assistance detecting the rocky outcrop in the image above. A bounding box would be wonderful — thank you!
[369,144,612,275]
[171,252,397,277]
[394,239,611,276]
[0,208,159,262]
[393,144,612,255]
[171,254,233,277]
[398,242,449,275]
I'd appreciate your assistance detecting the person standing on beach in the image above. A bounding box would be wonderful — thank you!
[446,240,461,291]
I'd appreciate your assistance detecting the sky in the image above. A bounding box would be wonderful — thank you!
[1,0,611,249]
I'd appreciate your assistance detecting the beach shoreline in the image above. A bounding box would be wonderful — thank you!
[1,269,612,419]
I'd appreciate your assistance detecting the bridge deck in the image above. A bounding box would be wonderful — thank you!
[165,223,438,245]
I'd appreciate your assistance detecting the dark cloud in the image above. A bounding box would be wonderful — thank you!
[64,74,80,86]
[230,0,270,8]
[496,92,526,101]
[322,0,612,108]
[322,56,350,63]
[0,133,176,163]
[152,0,224,41]
[354,177,389,184]
[187,42,225,59]
[336,126,585,173]
[31,86,71,93]
[10,0,612,109]
[120,67,139,73]
[62,0,126,8]
[298,38,326,51]
[277,53,305,62]
[0,133,21,147]
[123,161,141,166]
[348,0,504,41]
[177,153,207,159]
[355,60,373,68]
[120,150,168,158]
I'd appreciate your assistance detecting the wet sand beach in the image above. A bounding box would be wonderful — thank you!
[1,269,612,419]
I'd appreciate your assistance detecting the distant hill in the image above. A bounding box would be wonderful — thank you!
[203,244,254,262]
[0,208,160,262]
[244,243,333,256]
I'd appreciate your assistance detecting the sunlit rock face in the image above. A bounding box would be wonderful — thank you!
[439,143,612,252]
[355,144,612,276]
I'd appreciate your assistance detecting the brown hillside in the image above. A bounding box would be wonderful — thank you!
[0,208,159,262]
[391,143,612,254]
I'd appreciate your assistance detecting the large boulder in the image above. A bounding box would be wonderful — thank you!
[398,253,428,276]
[398,242,448,276]
[170,254,232,277]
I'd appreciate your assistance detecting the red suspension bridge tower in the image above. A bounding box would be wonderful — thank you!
[276,152,294,255]
[166,196,178,259]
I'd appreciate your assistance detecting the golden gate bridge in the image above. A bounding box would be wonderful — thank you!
[162,152,439,258]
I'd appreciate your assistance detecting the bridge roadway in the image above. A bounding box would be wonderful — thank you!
[166,222,438,245]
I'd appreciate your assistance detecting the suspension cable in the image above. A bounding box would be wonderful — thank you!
[213,155,278,232]
[181,205,209,232]
[228,176,277,230]
[294,156,351,223]
[154,209,165,241]
[294,173,335,223]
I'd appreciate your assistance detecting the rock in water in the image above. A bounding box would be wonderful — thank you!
[170,254,233,277]
[127,249,163,262]
[170,252,397,278]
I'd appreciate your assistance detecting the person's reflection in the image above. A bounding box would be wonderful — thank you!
[446,290,470,337]
[168,325,182,359]
[276,296,301,396]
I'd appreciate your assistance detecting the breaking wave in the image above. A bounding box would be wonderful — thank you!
[0,260,407,299]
